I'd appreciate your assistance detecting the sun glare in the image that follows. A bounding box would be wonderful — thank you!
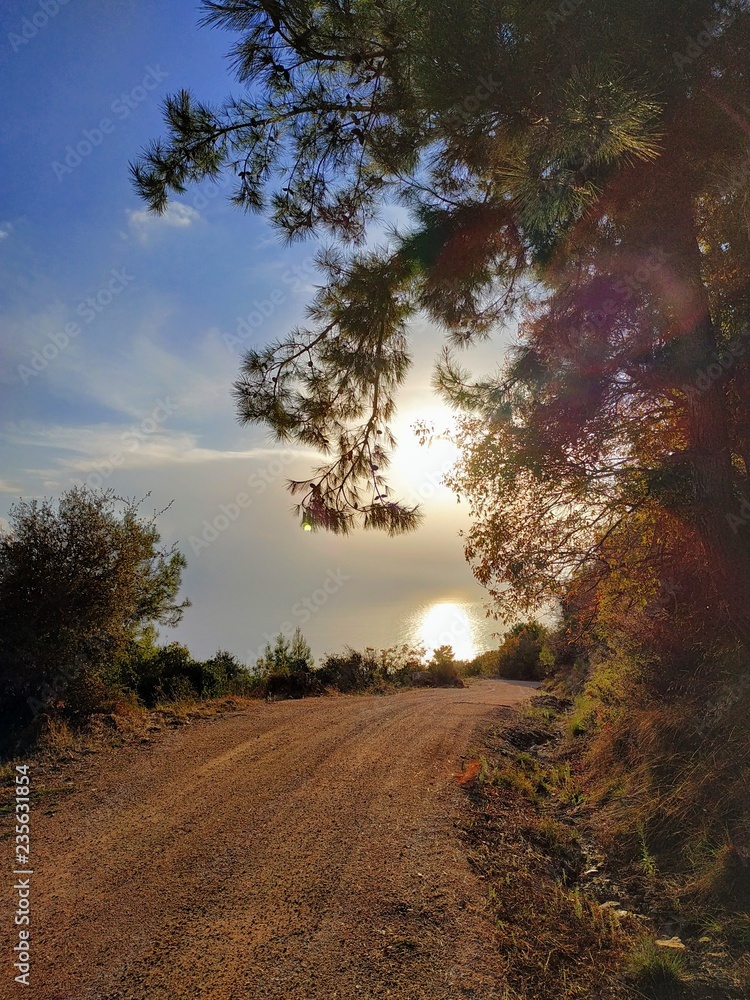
[418,602,478,661]
[392,407,461,503]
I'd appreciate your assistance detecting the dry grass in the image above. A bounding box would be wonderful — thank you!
[462,708,635,1000]
[461,694,750,1000]
[624,939,689,997]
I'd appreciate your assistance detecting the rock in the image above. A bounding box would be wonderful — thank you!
[655,937,686,950]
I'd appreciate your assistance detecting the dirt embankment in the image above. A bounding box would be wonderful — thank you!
[2,680,534,1000]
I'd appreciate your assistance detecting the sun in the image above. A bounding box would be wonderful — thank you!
[418,602,478,661]
[391,406,461,503]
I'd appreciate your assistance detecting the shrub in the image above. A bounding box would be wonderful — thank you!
[258,663,323,700]
[199,650,253,697]
[113,635,255,706]
[624,939,688,997]
[0,487,189,727]
[426,645,464,687]
[318,647,380,692]
[253,628,322,699]
[478,621,552,681]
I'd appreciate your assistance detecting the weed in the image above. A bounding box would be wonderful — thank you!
[531,815,579,853]
[638,824,659,880]
[484,761,538,800]
[0,762,15,784]
[40,717,75,752]
[561,887,622,945]
[522,703,556,724]
[624,938,688,997]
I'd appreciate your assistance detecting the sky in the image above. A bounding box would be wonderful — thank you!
[0,0,516,664]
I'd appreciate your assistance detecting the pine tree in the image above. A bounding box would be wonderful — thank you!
[133,1,750,635]
[289,626,314,670]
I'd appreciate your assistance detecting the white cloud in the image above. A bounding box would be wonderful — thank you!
[127,202,201,242]
[39,317,238,423]
[4,422,313,477]
[0,222,11,241]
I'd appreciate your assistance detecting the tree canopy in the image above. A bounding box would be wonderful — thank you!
[133,1,750,636]
[0,487,189,714]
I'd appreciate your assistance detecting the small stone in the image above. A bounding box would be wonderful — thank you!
[655,937,686,950]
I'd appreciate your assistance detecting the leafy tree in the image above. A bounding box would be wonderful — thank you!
[426,643,463,686]
[377,643,425,681]
[133,2,750,636]
[256,627,314,672]
[200,649,250,696]
[493,622,552,682]
[0,487,189,716]
[145,642,200,702]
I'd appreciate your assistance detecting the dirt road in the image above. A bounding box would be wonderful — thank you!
[5,680,534,999]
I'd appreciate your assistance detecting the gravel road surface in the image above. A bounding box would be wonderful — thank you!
[4,680,534,999]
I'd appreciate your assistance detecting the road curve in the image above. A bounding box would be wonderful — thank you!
[5,680,534,1000]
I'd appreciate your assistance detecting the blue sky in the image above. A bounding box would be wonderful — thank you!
[0,0,514,663]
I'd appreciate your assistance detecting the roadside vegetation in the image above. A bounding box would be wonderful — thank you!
[2,486,747,997]
[461,691,750,1000]
[123,12,750,992]
[0,486,475,759]
[456,563,750,999]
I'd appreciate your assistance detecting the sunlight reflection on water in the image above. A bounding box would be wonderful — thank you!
[399,600,500,660]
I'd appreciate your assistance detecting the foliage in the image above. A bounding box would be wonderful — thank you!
[497,622,553,681]
[470,621,552,681]
[548,560,750,937]
[133,2,750,645]
[317,646,380,692]
[0,487,189,723]
[624,939,688,997]
[114,634,253,706]
[318,644,434,694]
[201,649,251,697]
[129,0,656,529]
[255,626,314,672]
[425,643,464,687]
[253,627,322,698]
[466,706,629,1000]
[376,642,426,682]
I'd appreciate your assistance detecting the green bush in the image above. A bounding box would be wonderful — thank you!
[624,939,687,997]
[318,647,380,692]
[258,663,323,699]
[199,650,252,697]
[479,621,553,681]
[253,628,323,699]
[0,487,189,727]
[113,635,254,706]
[426,645,465,687]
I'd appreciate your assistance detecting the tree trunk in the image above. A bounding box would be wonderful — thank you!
[660,199,750,642]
